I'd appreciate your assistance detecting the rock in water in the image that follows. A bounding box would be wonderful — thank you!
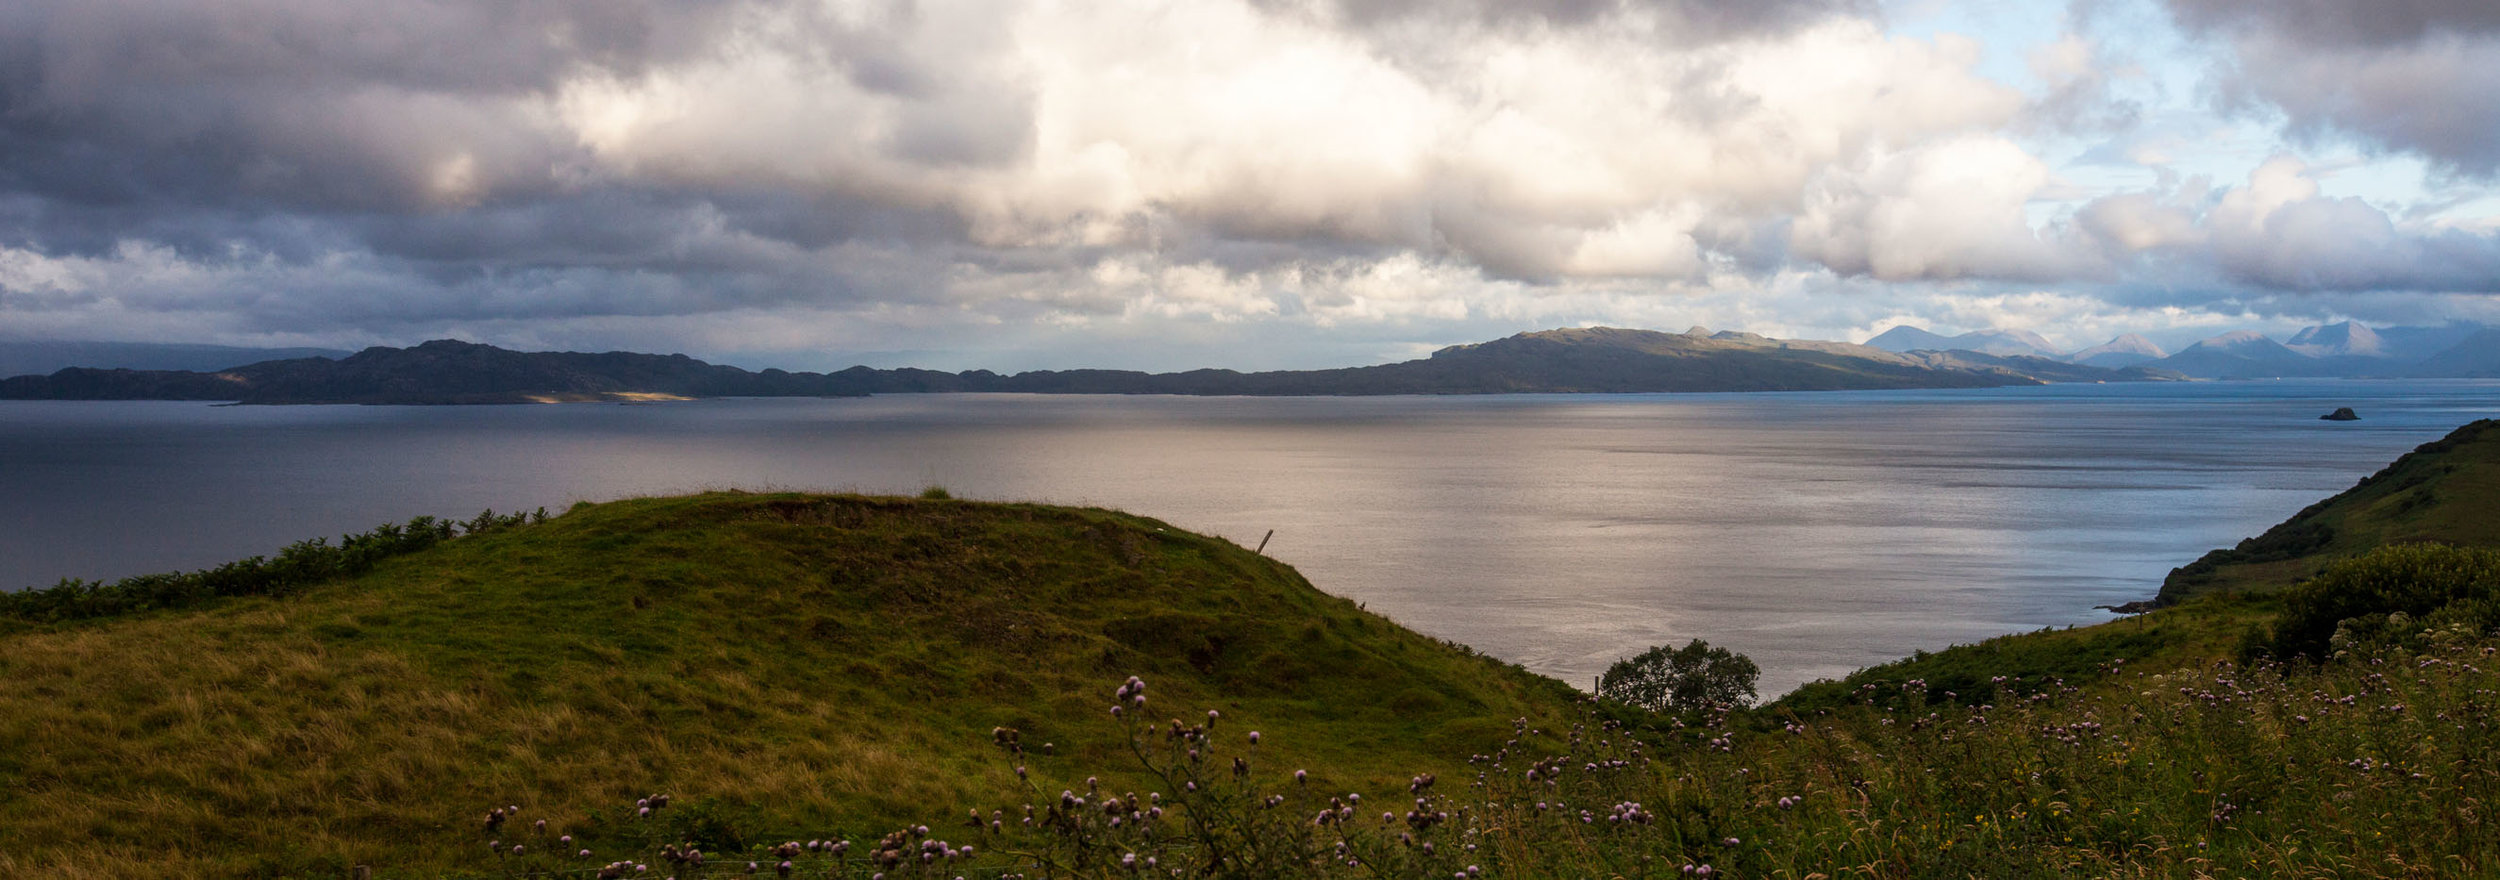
[2321,407,2361,421]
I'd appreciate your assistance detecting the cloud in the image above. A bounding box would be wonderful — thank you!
[2156,0,2500,173]
[1790,135,2087,282]
[2077,156,2500,292]
[0,0,2493,367]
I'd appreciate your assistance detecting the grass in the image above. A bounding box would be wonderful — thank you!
[0,492,1582,878]
[435,626,2500,879]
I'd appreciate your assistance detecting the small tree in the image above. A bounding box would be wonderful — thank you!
[1598,639,1759,714]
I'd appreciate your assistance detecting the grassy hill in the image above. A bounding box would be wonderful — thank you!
[0,492,1581,878]
[2157,418,2500,603]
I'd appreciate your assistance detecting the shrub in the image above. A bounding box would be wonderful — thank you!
[2268,543,2500,659]
[1597,639,1758,714]
[0,508,547,623]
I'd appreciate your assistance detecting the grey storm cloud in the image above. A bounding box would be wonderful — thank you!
[2162,0,2500,48]
[2158,0,2500,174]
[0,0,743,208]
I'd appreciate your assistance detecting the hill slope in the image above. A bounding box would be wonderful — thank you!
[2152,418,2500,603]
[0,493,1581,877]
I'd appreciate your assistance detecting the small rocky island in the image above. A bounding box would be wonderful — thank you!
[2321,407,2361,421]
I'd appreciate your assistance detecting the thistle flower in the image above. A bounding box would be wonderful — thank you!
[1248,731,1262,745]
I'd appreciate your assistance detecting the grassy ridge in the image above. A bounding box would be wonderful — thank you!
[2158,418,2500,603]
[0,492,1581,878]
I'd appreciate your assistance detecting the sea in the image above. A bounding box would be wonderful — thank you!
[5,379,2497,696]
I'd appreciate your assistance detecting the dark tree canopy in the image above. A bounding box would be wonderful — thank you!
[1598,639,1759,714]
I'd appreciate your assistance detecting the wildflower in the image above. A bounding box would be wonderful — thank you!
[1249,731,1262,745]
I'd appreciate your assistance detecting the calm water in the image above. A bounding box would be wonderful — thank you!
[5,380,2497,695]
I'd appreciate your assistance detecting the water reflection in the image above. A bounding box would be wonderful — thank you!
[3,380,2495,695]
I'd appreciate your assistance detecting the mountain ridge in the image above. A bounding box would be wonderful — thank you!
[0,329,2173,404]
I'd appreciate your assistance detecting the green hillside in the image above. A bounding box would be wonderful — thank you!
[2157,418,2500,603]
[0,493,1581,878]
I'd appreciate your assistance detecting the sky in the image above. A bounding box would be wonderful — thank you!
[1,0,2497,372]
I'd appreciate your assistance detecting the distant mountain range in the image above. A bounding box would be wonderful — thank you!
[1863,326,2063,359]
[0,329,2176,404]
[1865,321,2497,379]
[0,341,353,378]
